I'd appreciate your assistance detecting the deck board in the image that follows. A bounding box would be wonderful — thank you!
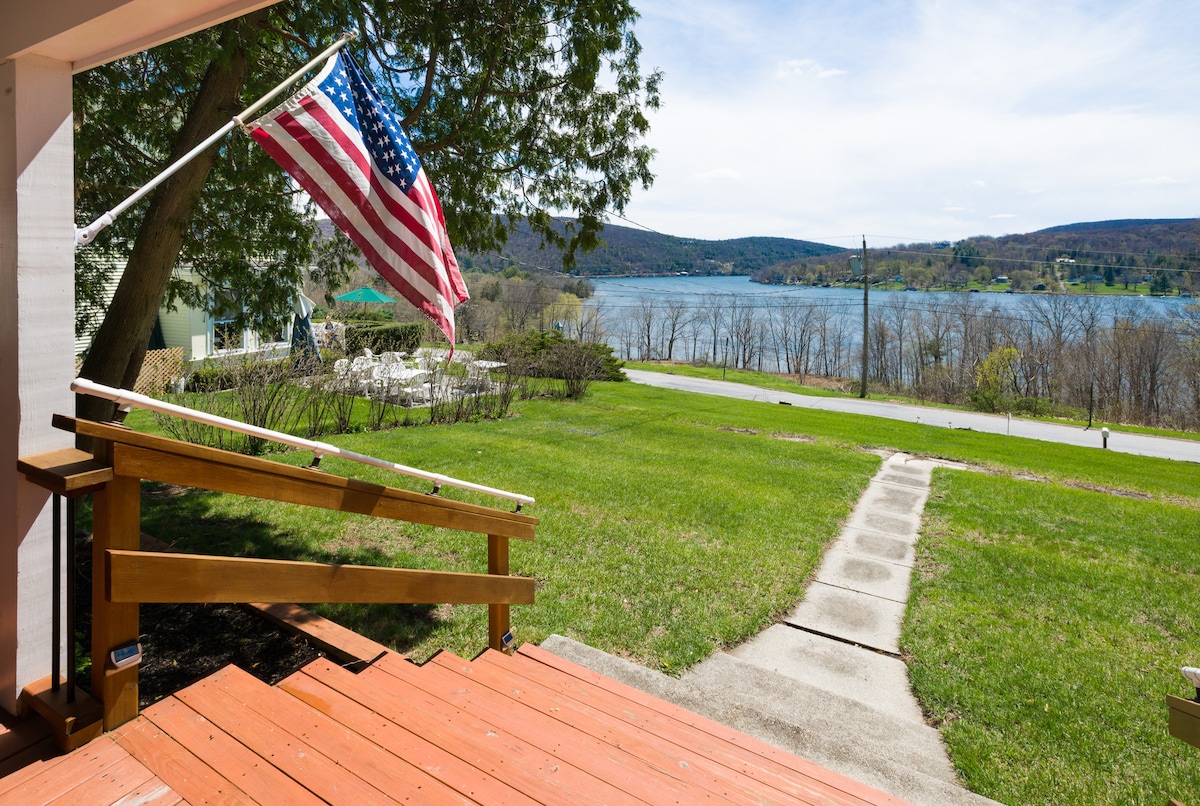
[305,657,634,805]
[278,668,536,805]
[42,754,160,805]
[109,714,252,805]
[390,651,729,805]
[365,655,668,804]
[203,665,470,805]
[491,649,873,805]
[139,695,324,806]
[0,736,127,803]
[0,646,911,805]
[514,643,910,806]
[171,670,400,805]
[436,649,835,806]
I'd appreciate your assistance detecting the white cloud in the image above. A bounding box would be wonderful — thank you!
[621,0,1200,243]
[775,59,846,80]
[691,168,742,184]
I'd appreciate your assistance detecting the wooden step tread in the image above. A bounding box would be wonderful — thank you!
[0,646,909,805]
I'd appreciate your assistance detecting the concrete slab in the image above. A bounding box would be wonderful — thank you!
[784,582,907,654]
[841,528,916,567]
[846,509,920,540]
[861,482,929,515]
[875,469,930,489]
[815,549,912,603]
[729,625,925,724]
[682,653,959,785]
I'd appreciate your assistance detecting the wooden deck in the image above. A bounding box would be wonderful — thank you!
[0,644,909,805]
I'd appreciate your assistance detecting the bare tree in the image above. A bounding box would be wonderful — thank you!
[660,297,693,362]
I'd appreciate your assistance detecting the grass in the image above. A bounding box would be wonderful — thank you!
[133,386,880,669]
[904,471,1200,805]
[122,380,1200,803]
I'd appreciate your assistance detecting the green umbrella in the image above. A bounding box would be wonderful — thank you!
[333,285,397,304]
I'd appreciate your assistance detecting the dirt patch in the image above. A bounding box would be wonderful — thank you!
[716,426,760,435]
[771,432,815,443]
[1063,480,1154,500]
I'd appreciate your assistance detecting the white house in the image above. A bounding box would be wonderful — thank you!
[76,263,298,363]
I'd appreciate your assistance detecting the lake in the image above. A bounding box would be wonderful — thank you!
[587,275,1192,372]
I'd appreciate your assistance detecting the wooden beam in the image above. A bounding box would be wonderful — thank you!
[1168,694,1200,750]
[17,447,112,496]
[91,472,141,731]
[113,443,533,540]
[107,550,536,606]
[488,535,512,654]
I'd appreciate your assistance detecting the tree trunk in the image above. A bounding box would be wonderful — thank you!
[77,14,265,424]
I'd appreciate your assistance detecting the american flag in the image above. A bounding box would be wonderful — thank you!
[247,50,468,347]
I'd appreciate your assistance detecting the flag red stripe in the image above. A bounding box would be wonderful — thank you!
[247,50,466,347]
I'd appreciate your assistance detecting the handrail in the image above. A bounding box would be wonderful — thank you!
[72,378,534,508]
[67,413,536,732]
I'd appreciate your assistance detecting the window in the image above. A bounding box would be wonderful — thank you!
[213,306,243,352]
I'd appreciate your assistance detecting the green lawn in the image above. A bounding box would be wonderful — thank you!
[905,471,1200,805]
[127,379,1200,803]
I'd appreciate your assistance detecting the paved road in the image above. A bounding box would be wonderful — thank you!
[626,369,1200,464]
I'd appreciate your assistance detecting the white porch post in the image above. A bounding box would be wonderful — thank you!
[0,54,75,715]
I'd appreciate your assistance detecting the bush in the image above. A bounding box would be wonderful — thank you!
[479,330,625,381]
[477,330,624,400]
[345,322,423,355]
[184,359,238,392]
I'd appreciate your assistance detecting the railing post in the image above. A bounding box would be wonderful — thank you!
[90,445,141,730]
[487,534,512,654]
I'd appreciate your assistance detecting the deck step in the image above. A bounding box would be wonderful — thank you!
[0,648,911,805]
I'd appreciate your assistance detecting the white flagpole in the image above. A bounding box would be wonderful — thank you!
[71,378,535,508]
[75,31,358,246]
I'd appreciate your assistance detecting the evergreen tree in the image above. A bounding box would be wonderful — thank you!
[75,0,660,421]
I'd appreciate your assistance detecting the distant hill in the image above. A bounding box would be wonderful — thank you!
[458,219,843,277]
[753,218,1200,291]
[320,215,1199,289]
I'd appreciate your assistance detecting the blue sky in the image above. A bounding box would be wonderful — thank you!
[619,0,1200,248]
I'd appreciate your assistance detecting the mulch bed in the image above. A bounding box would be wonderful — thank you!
[73,535,321,709]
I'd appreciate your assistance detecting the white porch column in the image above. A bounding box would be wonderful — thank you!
[0,54,75,715]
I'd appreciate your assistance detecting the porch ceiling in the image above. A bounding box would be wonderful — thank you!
[1,0,279,72]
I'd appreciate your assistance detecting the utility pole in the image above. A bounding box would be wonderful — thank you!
[859,235,869,399]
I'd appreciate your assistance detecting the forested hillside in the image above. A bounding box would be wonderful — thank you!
[456,219,843,277]
[754,218,1200,294]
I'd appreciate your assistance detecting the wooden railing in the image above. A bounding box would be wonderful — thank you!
[37,415,537,733]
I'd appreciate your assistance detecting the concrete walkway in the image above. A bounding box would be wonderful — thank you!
[626,368,1200,464]
[541,452,1004,805]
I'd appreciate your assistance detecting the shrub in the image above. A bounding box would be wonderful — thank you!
[184,359,238,392]
[478,330,625,385]
[344,322,423,355]
[165,355,306,454]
